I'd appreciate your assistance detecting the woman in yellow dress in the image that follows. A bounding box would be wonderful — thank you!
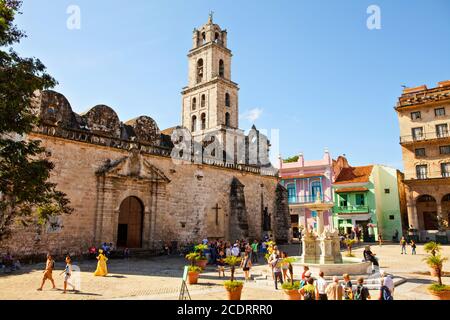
[94,249,108,276]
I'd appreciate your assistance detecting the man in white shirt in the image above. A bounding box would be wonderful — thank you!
[316,271,328,300]
[231,244,240,257]
[380,270,394,297]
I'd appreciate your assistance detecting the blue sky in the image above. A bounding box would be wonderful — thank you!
[15,0,450,169]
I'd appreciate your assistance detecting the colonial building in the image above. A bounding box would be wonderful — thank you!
[278,150,334,238]
[395,80,450,242]
[0,16,291,257]
[332,156,403,242]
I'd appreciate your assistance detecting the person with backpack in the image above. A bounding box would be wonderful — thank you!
[343,274,353,300]
[37,253,56,291]
[354,277,371,300]
[299,277,317,300]
[379,270,394,300]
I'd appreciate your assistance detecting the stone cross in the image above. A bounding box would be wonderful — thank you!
[212,203,221,225]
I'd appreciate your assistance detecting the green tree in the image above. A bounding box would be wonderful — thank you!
[0,0,72,240]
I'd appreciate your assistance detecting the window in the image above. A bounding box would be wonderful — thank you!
[311,181,322,201]
[416,165,428,180]
[412,127,424,140]
[355,194,365,206]
[215,32,220,43]
[225,93,230,107]
[440,145,450,155]
[225,112,230,127]
[435,107,446,117]
[201,32,206,44]
[287,184,296,203]
[201,113,206,130]
[219,60,224,77]
[191,116,197,132]
[389,215,395,220]
[384,189,390,194]
[411,111,421,120]
[201,94,206,108]
[192,97,197,110]
[339,194,348,207]
[436,124,448,138]
[441,162,450,178]
[197,59,204,83]
[415,148,426,157]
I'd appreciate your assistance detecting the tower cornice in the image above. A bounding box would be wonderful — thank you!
[188,42,232,57]
[181,77,239,95]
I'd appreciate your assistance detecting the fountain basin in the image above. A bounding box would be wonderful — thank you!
[292,257,372,276]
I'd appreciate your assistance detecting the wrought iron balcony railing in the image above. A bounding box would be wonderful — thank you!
[400,131,450,144]
[333,205,370,214]
[288,195,332,205]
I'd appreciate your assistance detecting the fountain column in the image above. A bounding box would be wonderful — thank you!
[316,210,325,235]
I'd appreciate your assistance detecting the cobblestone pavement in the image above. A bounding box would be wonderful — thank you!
[0,244,448,300]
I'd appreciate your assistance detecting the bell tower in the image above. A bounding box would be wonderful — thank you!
[181,13,240,140]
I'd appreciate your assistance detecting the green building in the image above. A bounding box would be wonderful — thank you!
[332,156,403,242]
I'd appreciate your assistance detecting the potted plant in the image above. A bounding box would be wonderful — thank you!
[343,238,357,257]
[282,281,301,300]
[424,241,442,276]
[424,253,450,300]
[224,256,243,300]
[194,244,208,269]
[185,252,201,285]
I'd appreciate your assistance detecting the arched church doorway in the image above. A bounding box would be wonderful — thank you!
[117,196,144,248]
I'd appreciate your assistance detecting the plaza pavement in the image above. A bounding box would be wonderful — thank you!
[0,244,448,300]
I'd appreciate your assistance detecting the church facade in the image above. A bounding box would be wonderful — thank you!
[1,16,291,256]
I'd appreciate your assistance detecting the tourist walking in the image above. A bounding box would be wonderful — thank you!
[343,274,353,300]
[241,251,252,281]
[37,254,56,291]
[325,276,344,300]
[353,277,371,300]
[400,236,407,254]
[410,240,417,255]
[378,234,383,247]
[299,277,316,300]
[231,243,240,257]
[60,256,76,293]
[316,271,328,300]
[94,249,108,276]
[270,253,283,290]
[380,270,394,300]
[251,240,259,263]
[280,252,291,282]
[217,250,226,278]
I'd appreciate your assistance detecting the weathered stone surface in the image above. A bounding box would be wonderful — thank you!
[36,90,78,129]
[81,105,121,138]
[125,116,161,146]
[229,177,249,241]
[273,184,291,244]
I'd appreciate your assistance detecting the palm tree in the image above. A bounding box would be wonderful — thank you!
[424,254,448,286]
[344,239,357,257]
[224,256,241,282]
[424,241,441,257]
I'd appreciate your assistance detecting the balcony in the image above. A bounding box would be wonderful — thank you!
[288,195,332,205]
[400,131,450,144]
[334,205,370,214]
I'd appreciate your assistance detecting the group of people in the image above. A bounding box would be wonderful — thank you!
[37,247,110,294]
[400,236,417,255]
[295,266,394,300]
[1,252,21,273]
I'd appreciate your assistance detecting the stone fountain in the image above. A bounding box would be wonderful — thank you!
[293,192,371,275]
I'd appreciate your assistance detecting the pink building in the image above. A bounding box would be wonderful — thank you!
[279,150,334,238]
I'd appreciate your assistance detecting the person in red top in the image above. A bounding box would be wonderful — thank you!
[301,266,310,280]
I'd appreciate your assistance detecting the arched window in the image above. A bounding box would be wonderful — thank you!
[219,60,225,77]
[225,93,230,107]
[197,59,204,83]
[201,113,206,130]
[225,112,231,127]
[191,115,197,132]
[201,94,206,108]
[215,32,220,43]
[201,32,206,45]
[192,97,197,110]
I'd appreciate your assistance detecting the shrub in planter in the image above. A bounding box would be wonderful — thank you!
[343,239,357,257]
[224,256,243,300]
[424,242,442,276]
[187,266,202,285]
[423,246,449,300]
[194,244,208,268]
[428,284,450,300]
[282,281,301,300]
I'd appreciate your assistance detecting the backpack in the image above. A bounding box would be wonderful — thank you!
[354,286,363,300]
[303,289,315,301]
[381,286,393,300]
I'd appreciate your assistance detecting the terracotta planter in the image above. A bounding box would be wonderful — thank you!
[225,285,243,300]
[284,289,301,300]
[196,259,208,269]
[187,271,200,285]
[428,289,450,300]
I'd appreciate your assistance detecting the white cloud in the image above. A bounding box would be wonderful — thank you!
[240,108,263,122]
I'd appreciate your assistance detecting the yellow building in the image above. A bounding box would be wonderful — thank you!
[396,80,450,242]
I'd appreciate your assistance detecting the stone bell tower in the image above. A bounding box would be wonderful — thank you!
[181,13,242,155]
